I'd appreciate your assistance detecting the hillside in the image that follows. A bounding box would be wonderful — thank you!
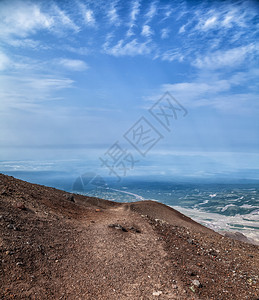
[0,173,258,299]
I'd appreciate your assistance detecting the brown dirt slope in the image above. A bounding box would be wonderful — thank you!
[0,173,258,299]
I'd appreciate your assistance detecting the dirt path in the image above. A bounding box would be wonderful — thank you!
[55,206,187,299]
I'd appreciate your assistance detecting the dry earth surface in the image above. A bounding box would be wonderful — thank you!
[0,173,258,299]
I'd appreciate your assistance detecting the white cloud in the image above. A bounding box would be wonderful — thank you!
[0,1,53,38]
[51,4,80,33]
[126,0,140,37]
[197,2,257,32]
[102,32,115,50]
[77,2,96,27]
[84,9,95,26]
[161,28,169,39]
[104,39,151,57]
[162,80,230,101]
[0,74,74,110]
[5,38,47,49]
[154,71,259,114]
[195,12,219,32]
[108,0,120,25]
[160,50,184,62]
[130,0,140,22]
[141,25,153,37]
[193,44,258,69]
[126,27,134,38]
[203,16,217,29]
[145,1,157,23]
[58,59,88,71]
[179,1,257,41]
[65,46,89,55]
[24,77,74,91]
[178,24,186,34]
[0,0,79,40]
[161,4,174,20]
[0,51,11,71]
[0,51,33,72]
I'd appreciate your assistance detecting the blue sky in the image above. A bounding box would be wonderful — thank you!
[0,0,258,181]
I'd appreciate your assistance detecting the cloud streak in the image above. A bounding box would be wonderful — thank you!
[57,58,88,71]
[104,39,152,56]
[0,0,80,41]
[107,0,120,25]
[193,43,259,69]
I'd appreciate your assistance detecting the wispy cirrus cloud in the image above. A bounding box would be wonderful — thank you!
[161,4,174,20]
[4,38,48,50]
[126,0,141,37]
[0,51,11,71]
[141,25,153,37]
[0,74,74,109]
[179,1,257,37]
[0,0,80,46]
[104,39,152,56]
[84,9,95,26]
[0,50,44,72]
[64,46,90,55]
[156,69,259,113]
[175,1,258,67]
[161,28,169,39]
[158,49,184,62]
[0,1,53,39]
[77,1,96,27]
[51,4,80,33]
[193,2,257,32]
[107,0,120,25]
[145,1,157,23]
[193,43,259,69]
[57,58,88,71]
[130,0,141,22]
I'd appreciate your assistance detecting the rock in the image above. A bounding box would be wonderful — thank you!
[209,249,218,256]
[152,291,162,296]
[66,194,75,202]
[7,224,18,230]
[1,189,8,196]
[129,226,141,233]
[187,238,195,245]
[108,224,128,232]
[16,203,26,210]
[37,245,45,254]
[192,279,202,288]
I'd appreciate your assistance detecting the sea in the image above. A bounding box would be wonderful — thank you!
[1,161,258,244]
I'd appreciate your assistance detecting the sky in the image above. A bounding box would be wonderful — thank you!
[0,0,258,182]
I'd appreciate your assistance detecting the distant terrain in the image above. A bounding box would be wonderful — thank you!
[0,173,258,299]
